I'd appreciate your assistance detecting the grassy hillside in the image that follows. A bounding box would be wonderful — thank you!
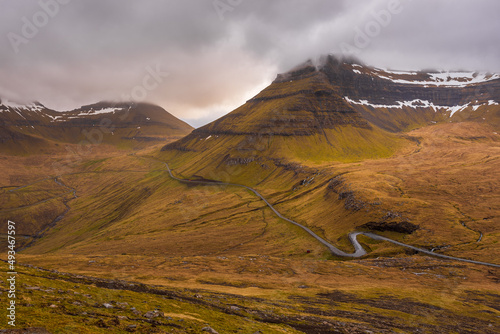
[1,119,499,332]
[1,121,496,265]
[0,102,193,155]
[3,251,499,333]
[1,60,499,332]
[159,70,408,187]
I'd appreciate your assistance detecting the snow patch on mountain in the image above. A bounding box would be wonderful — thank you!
[448,103,470,117]
[1,100,26,109]
[0,99,44,112]
[77,107,124,116]
[378,68,419,76]
[46,115,62,121]
[373,69,500,87]
[344,97,484,117]
[0,100,130,122]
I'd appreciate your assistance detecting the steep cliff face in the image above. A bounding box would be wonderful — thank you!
[197,69,370,137]
[0,100,193,154]
[319,55,500,131]
[160,55,500,180]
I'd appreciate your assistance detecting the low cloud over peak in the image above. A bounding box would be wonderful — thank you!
[0,0,498,127]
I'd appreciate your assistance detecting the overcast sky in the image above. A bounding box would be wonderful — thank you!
[1,0,499,127]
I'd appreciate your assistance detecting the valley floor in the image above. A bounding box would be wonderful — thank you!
[1,122,499,333]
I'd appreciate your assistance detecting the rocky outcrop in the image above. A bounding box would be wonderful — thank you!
[360,221,419,234]
[320,55,500,131]
[328,175,368,212]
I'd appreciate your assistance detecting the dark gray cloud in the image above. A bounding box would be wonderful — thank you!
[0,0,498,127]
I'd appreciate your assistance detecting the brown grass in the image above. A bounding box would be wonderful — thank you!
[1,121,499,332]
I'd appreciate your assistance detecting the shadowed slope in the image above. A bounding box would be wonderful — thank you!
[0,100,193,154]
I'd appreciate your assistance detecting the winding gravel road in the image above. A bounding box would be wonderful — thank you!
[162,162,500,268]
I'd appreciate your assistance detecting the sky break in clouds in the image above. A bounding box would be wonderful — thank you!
[0,0,499,127]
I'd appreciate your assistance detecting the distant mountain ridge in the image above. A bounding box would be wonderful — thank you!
[318,56,500,131]
[0,100,193,154]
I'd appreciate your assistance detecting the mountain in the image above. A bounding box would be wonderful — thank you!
[159,55,500,182]
[3,57,499,333]
[0,99,193,154]
[324,57,500,131]
[153,56,500,264]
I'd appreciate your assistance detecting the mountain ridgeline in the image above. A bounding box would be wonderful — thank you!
[160,55,500,178]
[3,56,499,334]
[0,100,193,154]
